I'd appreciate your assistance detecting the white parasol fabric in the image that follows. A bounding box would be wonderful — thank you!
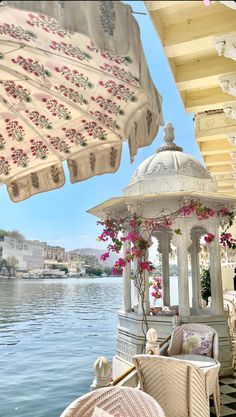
[0,0,163,202]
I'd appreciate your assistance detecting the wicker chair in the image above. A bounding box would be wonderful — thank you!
[60,386,166,417]
[133,355,220,417]
[167,323,219,359]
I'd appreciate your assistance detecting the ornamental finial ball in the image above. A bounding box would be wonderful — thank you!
[146,328,158,343]
[93,356,110,378]
[163,122,174,145]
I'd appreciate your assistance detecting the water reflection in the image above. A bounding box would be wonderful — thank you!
[0,277,122,417]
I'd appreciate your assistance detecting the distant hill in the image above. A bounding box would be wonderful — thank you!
[68,247,119,267]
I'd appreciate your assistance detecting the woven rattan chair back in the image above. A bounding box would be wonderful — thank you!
[60,386,166,417]
[133,355,215,417]
[167,323,218,359]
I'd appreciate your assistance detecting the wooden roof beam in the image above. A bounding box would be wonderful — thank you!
[196,135,230,143]
[145,1,190,11]
[182,87,235,113]
[199,139,235,153]
[160,9,236,57]
[204,155,231,166]
[202,149,235,156]
[209,165,233,175]
[174,55,236,91]
[217,184,235,191]
[216,178,235,186]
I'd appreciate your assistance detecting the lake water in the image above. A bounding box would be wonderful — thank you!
[0,275,187,417]
[0,277,123,417]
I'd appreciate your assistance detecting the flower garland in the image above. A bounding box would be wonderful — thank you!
[98,200,234,277]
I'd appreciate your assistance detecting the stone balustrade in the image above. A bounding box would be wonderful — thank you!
[91,324,180,390]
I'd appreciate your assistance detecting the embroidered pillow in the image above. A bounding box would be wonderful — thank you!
[182,330,213,357]
[92,407,114,417]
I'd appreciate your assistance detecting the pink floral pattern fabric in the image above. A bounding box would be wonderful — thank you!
[0,1,163,202]
[182,331,213,357]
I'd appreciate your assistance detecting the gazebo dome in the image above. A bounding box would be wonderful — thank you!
[123,123,217,196]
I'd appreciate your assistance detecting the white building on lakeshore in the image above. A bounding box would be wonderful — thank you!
[0,236,44,271]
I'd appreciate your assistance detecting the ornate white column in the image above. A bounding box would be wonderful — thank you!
[122,239,131,312]
[208,223,224,315]
[144,266,150,315]
[190,230,202,312]
[135,248,150,315]
[176,228,190,317]
[132,257,139,310]
[157,231,171,306]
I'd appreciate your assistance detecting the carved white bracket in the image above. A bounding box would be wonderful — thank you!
[224,104,236,121]
[214,34,236,61]
[230,151,236,161]
[220,74,236,97]
[227,133,236,145]
[219,1,236,9]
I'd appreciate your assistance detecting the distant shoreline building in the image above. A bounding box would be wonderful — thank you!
[43,244,68,262]
[0,234,108,275]
[0,236,44,271]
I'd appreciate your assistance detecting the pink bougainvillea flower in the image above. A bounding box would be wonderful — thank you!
[219,207,230,216]
[151,275,163,300]
[100,252,110,262]
[204,233,215,245]
[139,261,155,272]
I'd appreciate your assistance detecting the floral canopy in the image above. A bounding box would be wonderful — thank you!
[0,0,163,202]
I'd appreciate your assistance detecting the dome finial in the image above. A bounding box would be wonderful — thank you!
[164,122,174,145]
[156,122,183,153]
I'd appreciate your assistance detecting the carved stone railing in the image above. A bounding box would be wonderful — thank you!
[91,315,180,390]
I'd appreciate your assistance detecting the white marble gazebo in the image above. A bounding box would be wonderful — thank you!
[88,123,236,376]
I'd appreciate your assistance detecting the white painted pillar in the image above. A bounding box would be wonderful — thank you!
[177,238,190,317]
[137,265,144,315]
[144,267,150,315]
[136,253,150,315]
[132,257,139,310]
[123,240,131,312]
[190,233,202,312]
[209,226,224,315]
[159,232,171,306]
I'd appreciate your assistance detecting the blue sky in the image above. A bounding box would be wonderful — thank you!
[0,1,203,250]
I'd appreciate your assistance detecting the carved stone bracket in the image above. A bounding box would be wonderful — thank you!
[189,227,203,253]
[214,34,236,61]
[220,74,236,97]
[227,133,236,146]
[224,104,236,121]
[156,230,172,253]
[219,1,236,10]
